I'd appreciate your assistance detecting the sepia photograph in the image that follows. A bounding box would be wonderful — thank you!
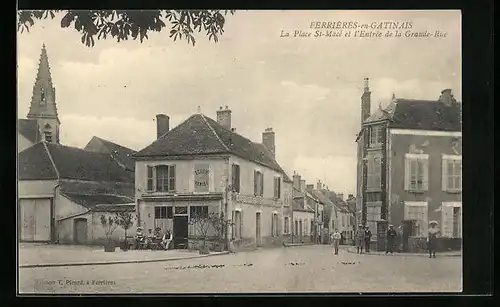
[17,9,462,294]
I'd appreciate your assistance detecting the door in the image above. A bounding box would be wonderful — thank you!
[255,212,261,246]
[19,199,35,241]
[34,199,51,241]
[173,216,188,249]
[74,218,88,244]
[19,199,51,242]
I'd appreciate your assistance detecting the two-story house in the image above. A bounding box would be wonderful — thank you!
[356,78,462,247]
[133,107,292,250]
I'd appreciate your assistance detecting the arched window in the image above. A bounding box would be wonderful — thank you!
[43,123,52,143]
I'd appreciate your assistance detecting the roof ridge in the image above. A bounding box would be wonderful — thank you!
[200,114,230,152]
[42,141,60,179]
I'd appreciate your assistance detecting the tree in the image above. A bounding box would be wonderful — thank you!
[189,211,218,253]
[115,211,135,248]
[100,214,119,244]
[17,10,235,47]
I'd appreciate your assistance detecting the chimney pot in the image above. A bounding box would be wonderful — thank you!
[156,114,170,139]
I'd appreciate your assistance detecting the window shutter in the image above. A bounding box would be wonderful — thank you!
[422,158,429,191]
[236,165,240,192]
[404,157,410,191]
[231,165,236,191]
[231,210,235,239]
[442,157,448,192]
[441,205,453,237]
[278,178,281,198]
[254,171,258,196]
[240,210,244,238]
[260,173,264,196]
[458,207,462,238]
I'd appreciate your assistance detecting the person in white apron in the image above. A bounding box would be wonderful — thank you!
[162,229,173,250]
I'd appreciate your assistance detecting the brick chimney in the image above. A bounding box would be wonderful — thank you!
[361,77,371,124]
[439,89,456,106]
[156,114,170,139]
[262,127,275,157]
[216,105,232,129]
[316,180,322,190]
[300,180,306,193]
[292,171,301,190]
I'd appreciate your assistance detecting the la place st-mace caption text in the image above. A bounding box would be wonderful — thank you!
[280,21,447,38]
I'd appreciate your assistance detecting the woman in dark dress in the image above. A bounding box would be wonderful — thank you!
[427,221,440,258]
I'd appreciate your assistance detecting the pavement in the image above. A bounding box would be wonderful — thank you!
[19,244,462,293]
[18,243,228,268]
[346,246,462,257]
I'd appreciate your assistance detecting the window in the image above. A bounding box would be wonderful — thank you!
[271,213,279,237]
[231,164,240,193]
[366,192,381,202]
[368,125,383,147]
[310,220,314,234]
[299,220,303,236]
[154,206,172,219]
[405,154,429,192]
[43,124,52,143]
[147,166,154,191]
[441,202,462,238]
[254,170,264,196]
[40,87,46,104]
[273,177,281,199]
[404,202,428,237]
[367,154,382,189]
[190,206,208,218]
[442,155,462,192]
[233,210,242,239]
[155,165,176,192]
[366,204,381,237]
[284,216,290,234]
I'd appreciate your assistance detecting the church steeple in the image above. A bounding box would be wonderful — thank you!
[27,44,60,144]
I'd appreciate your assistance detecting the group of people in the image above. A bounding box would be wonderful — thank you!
[135,227,173,250]
[349,221,441,258]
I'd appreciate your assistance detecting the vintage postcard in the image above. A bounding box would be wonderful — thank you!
[17,10,462,294]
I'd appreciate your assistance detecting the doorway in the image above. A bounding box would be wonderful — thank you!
[74,218,88,244]
[255,212,261,246]
[173,216,188,249]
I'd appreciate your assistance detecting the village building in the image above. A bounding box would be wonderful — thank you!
[355,78,462,249]
[18,44,60,153]
[17,44,138,245]
[18,142,136,244]
[133,107,292,250]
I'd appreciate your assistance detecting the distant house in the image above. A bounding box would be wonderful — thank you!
[84,136,136,172]
[18,44,60,153]
[356,78,462,242]
[18,142,136,245]
[133,108,292,250]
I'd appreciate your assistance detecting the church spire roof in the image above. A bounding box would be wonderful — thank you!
[27,44,59,123]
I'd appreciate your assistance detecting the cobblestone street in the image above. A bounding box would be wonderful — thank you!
[19,245,462,293]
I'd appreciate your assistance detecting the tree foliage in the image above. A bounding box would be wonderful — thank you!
[17,10,235,47]
[100,214,119,241]
[115,211,135,239]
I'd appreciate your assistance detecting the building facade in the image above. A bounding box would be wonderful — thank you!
[356,78,462,243]
[134,108,292,250]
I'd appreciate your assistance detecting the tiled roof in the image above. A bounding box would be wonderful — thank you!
[18,119,40,143]
[59,180,135,199]
[18,142,134,183]
[85,136,137,171]
[358,99,461,142]
[45,143,135,182]
[135,113,288,174]
[18,142,57,180]
[61,192,134,210]
[389,99,461,131]
[292,198,315,213]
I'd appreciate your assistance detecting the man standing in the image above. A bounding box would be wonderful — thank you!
[332,229,341,255]
[386,224,397,254]
[355,224,366,254]
[364,226,372,253]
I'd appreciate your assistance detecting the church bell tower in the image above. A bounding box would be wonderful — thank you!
[26,44,60,144]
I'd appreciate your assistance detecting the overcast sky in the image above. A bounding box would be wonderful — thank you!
[17,10,461,196]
